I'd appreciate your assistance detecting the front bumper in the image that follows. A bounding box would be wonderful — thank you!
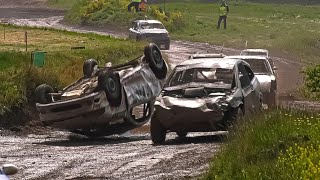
[154,105,224,132]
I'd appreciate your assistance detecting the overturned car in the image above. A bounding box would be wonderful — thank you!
[35,44,167,137]
[151,58,262,144]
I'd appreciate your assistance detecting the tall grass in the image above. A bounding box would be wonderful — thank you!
[202,109,320,179]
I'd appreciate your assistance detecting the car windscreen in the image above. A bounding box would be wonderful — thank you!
[241,51,267,57]
[140,23,165,29]
[242,59,271,74]
[168,68,234,88]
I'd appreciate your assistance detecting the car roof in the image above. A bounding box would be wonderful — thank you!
[241,49,268,53]
[226,55,268,60]
[134,20,162,24]
[176,58,244,69]
[189,53,226,59]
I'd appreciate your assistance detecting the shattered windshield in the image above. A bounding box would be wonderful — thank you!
[140,23,165,29]
[242,59,271,74]
[168,67,235,89]
[241,51,267,57]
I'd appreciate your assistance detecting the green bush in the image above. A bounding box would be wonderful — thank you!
[65,0,186,32]
[301,65,320,100]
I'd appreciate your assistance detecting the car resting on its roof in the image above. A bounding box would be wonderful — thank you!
[150,58,262,144]
[34,43,168,137]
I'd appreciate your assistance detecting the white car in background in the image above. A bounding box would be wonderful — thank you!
[240,49,277,74]
[226,56,277,108]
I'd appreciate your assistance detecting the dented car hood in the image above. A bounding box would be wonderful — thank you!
[155,89,243,113]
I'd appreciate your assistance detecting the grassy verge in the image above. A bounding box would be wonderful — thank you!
[0,24,143,115]
[202,109,320,179]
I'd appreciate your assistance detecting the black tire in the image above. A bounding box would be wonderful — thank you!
[150,116,166,144]
[164,42,170,50]
[223,107,244,129]
[144,43,167,79]
[98,70,122,107]
[267,91,276,108]
[83,59,98,78]
[125,101,154,126]
[35,84,54,104]
[176,131,188,138]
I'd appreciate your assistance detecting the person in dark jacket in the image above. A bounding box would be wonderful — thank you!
[217,1,229,29]
[128,0,142,12]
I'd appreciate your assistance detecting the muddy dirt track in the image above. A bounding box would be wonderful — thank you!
[0,6,309,180]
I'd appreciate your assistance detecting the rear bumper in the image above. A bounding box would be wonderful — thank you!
[154,105,224,132]
[36,91,126,129]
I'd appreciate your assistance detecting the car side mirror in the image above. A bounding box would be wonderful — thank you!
[2,164,18,175]
[273,66,278,70]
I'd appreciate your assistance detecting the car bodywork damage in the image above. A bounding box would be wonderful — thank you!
[153,58,261,132]
[35,44,167,136]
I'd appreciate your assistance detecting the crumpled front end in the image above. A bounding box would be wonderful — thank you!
[154,95,231,131]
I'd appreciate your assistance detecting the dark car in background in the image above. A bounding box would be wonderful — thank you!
[150,58,262,144]
[129,20,170,50]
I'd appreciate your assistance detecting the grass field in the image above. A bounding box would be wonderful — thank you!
[63,1,320,64]
[0,24,143,114]
[165,2,320,63]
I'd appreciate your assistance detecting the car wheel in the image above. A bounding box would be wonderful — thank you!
[267,91,276,108]
[98,70,122,107]
[83,59,98,78]
[176,131,188,138]
[151,116,166,144]
[164,42,170,50]
[125,101,154,126]
[224,107,244,129]
[144,43,167,79]
[35,84,54,104]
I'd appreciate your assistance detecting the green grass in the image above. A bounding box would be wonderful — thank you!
[202,109,320,179]
[47,0,78,9]
[165,2,320,64]
[0,24,143,114]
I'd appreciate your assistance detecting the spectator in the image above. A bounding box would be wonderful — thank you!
[128,0,142,12]
[217,1,229,30]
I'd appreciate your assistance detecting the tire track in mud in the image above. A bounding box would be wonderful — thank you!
[0,7,319,180]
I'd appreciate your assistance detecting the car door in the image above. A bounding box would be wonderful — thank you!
[237,62,256,115]
[244,64,261,111]
[129,22,139,39]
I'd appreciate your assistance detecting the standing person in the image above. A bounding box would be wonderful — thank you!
[128,0,142,12]
[217,1,229,30]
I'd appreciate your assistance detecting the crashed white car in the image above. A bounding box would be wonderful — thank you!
[129,20,170,50]
[35,44,167,137]
[151,58,262,144]
[226,55,277,107]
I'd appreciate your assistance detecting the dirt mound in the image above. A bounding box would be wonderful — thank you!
[0,0,47,8]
